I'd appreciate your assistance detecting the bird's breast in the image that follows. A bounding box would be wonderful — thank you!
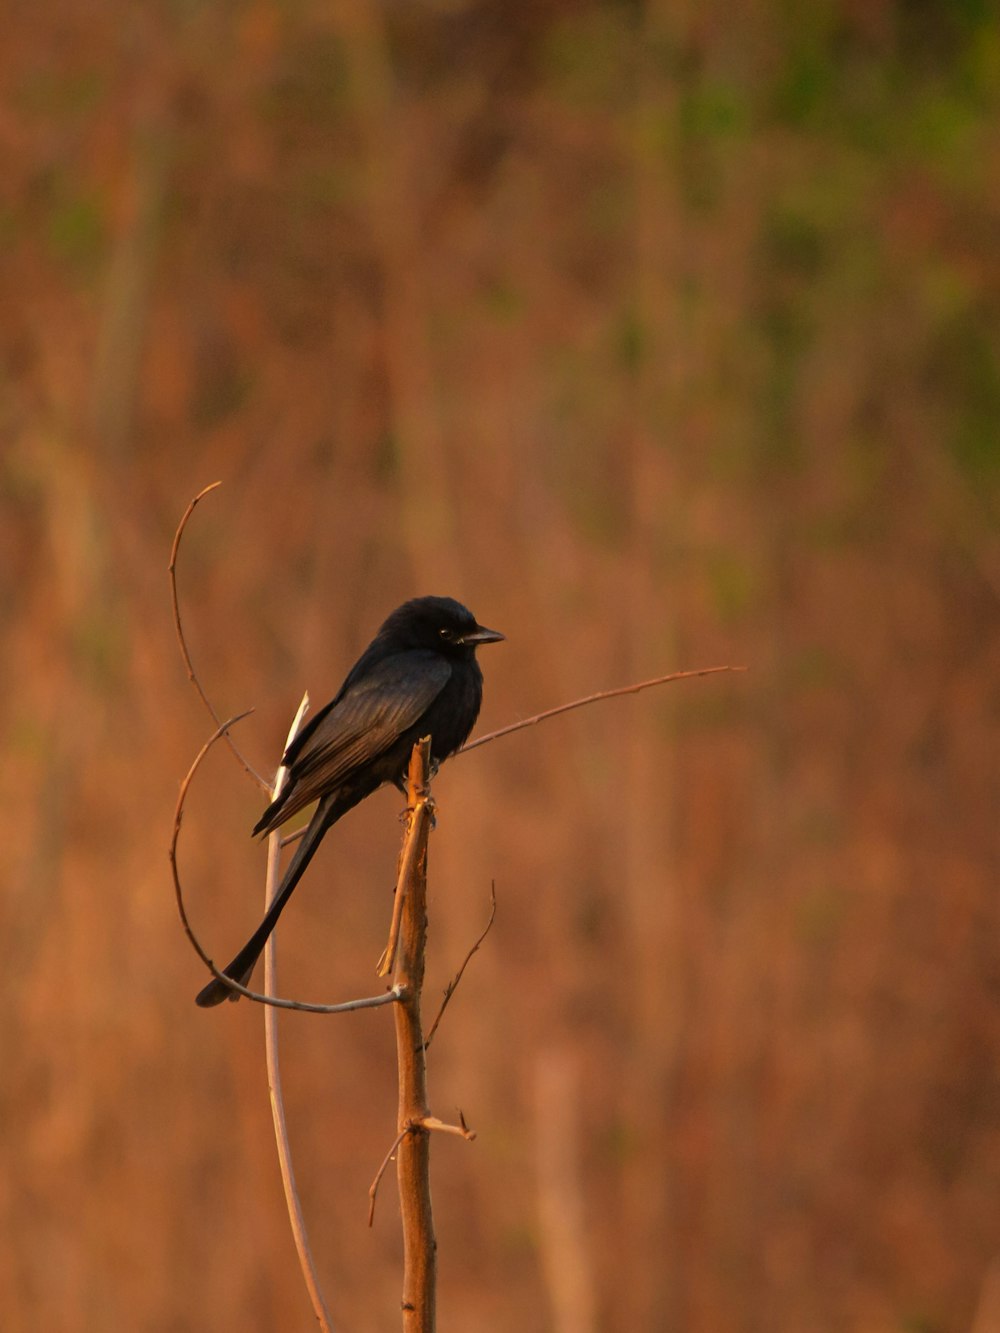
[424,659,484,762]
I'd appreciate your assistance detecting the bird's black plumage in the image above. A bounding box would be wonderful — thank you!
[195,596,503,1007]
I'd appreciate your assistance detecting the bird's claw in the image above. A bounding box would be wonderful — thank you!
[398,796,438,829]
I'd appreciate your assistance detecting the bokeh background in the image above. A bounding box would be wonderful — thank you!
[3,2,1000,1330]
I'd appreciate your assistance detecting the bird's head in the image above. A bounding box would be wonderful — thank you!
[381,596,505,657]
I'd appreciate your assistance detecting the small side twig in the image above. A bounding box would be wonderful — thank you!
[424,884,497,1052]
[368,1127,409,1227]
[420,1113,476,1142]
[369,1115,476,1228]
[169,481,269,790]
[460,664,746,754]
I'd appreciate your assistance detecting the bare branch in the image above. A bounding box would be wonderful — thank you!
[424,883,497,1051]
[169,481,269,790]
[263,694,334,1333]
[460,664,747,754]
[418,1114,477,1142]
[377,793,435,979]
[170,708,255,975]
[392,738,437,1331]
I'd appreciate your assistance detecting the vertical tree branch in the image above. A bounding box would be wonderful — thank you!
[262,696,336,1333]
[392,737,436,1331]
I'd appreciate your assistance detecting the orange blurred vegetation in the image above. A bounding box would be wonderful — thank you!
[2,2,999,1330]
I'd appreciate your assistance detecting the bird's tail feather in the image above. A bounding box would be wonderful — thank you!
[252,784,291,838]
[195,786,367,1008]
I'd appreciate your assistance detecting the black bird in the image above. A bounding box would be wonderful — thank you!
[195,596,504,1008]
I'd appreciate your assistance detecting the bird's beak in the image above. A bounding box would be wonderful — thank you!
[461,623,505,646]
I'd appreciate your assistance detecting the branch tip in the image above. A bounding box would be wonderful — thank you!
[169,482,268,790]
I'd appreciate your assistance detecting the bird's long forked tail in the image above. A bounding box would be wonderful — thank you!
[195,790,353,1007]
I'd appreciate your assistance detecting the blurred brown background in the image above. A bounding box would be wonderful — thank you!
[3,2,1000,1330]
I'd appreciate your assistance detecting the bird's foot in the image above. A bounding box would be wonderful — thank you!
[397,796,437,829]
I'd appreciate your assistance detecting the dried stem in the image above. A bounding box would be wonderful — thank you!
[424,884,497,1052]
[170,708,255,977]
[460,664,746,755]
[368,1127,408,1228]
[420,1114,476,1142]
[392,738,436,1332]
[378,795,436,978]
[262,695,335,1333]
[169,481,269,790]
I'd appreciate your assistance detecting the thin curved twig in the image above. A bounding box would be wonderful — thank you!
[170,713,403,1015]
[368,1127,409,1227]
[424,883,497,1051]
[169,481,269,790]
[460,664,747,754]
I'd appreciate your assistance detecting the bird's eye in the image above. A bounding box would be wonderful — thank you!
[438,627,451,639]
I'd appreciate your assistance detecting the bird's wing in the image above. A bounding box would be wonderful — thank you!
[282,650,452,797]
